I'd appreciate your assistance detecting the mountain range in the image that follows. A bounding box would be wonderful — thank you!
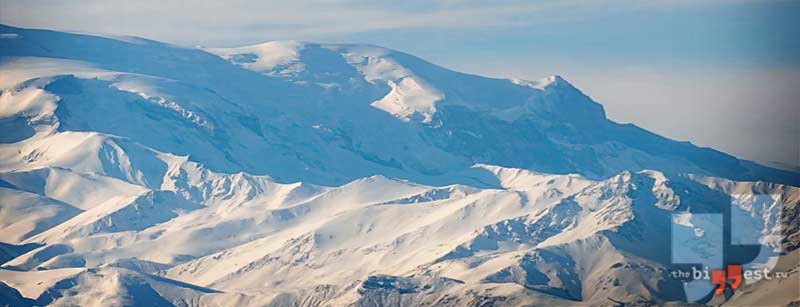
[0,24,797,307]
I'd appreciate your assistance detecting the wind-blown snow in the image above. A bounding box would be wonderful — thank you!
[207,41,302,74]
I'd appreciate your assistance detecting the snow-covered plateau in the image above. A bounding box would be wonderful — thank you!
[0,25,797,306]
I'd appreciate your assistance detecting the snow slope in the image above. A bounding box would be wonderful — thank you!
[1,24,796,187]
[0,24,798,306]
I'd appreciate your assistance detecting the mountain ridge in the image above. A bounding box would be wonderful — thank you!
[0,24,798,306]
[2,24,797,187]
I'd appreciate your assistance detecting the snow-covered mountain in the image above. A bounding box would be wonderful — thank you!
[0,24,798,306]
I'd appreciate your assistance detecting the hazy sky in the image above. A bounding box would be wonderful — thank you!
[1,0,798,168]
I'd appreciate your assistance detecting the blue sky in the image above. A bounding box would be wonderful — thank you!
[342,1,799,68]
[1,0,798,168]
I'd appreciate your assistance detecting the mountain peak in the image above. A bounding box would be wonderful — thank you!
[544,74,571,88]
[511,74,572,90]
[208,41,601,125]
[1,25,796,187]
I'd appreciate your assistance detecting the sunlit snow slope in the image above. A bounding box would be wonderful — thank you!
[0,24,798,307]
